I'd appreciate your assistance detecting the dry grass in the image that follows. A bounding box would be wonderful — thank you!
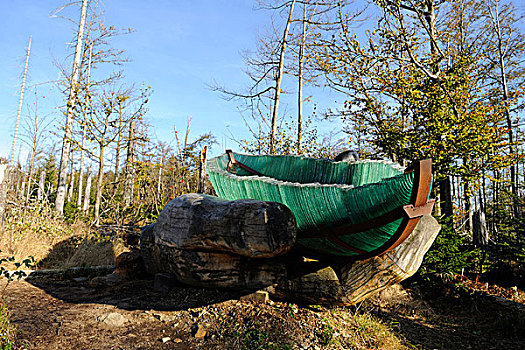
[0,205,128,270]
[327,307,410,350]
[0,303,21,349]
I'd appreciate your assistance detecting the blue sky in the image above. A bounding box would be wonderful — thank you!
[0,0,343,163]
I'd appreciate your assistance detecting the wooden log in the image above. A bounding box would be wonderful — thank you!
[148,193,297,258]
[337,214,441,304]
[267,215,441,305]
[140,193,297,288]
[141,223,290,289]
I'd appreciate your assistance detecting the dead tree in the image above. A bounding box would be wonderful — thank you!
[55,0,89,216]
[269,0,296,154]
[10,36,32,167]
[123,121,136,206]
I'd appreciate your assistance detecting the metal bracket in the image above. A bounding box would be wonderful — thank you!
[403,200,435,219]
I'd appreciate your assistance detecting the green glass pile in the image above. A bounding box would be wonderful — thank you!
[207,152,416,257]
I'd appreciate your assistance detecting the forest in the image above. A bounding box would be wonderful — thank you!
[0,0,524,349]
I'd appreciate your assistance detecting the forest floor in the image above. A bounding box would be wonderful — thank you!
[2,272,525,350]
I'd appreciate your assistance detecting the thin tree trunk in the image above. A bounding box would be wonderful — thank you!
[11,36,32,166]
[0,162,8,226]
[297,2,306,154]
[77,43,93,208]
[67,152,75,202]
[492,1,518,218]
[198,145,208,193]
[94,145,105,225]
[157,155,163,201]
[114,104,124,183]
[25,90,39,205]
[77,123,86,207]
[83,167,92,213]
[464,180,472,234]
[123,121,136,206]
[37,170,45,203]
[270,0,296,154]
[55,0,89,216]
[439,177,453,218]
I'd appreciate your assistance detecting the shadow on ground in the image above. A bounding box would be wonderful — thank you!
[372,278,525,350]
[26,274,244,312]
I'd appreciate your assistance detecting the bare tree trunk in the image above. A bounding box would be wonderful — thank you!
[439,177,453,218]
[77,124,86,208]
[464,180,472,234]
[490,1,519,218]
[37,170,45,203]
[83,167,92,213]
[183,117,192,167]
[198,145,208,193]
[10,36,32,166]
[25,93,39,205]
[0,162,8,226]
[297,2,306,154]
[114,105,124,183]
[67,152,75,203]
[123,121,136,206]
[94,145,105,224]
[157,155,163,202]
[77,43,92,208]
[55,0,89,216]
[270,0,296,154]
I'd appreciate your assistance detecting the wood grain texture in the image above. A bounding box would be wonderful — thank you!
[151,194,297,258]
[267,215,441,305]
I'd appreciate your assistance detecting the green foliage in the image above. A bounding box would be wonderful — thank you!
[420,218,479,279]
[318,318,334,346]
[0,252,34,350]
[63,202,82,223]
[0,304,17,350]
[0,251,36,299]
[242,327,269,350]
[487,189,525,266]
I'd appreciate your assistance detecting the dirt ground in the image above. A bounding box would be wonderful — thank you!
[2,273,525,350]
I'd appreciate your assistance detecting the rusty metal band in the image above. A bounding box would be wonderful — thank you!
[225,150,264,176]
[362,158,433,258]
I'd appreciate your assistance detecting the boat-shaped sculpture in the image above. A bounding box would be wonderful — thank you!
[207,150,434,261]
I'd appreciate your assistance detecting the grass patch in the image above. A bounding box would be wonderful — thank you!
[0,303,19,350]
[0,206,128,270]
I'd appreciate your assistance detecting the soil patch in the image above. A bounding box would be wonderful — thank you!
[2,274,524,349]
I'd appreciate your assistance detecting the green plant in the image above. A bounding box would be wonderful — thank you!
[318,318,334,346]
[0,252,36,300]
[0,251,34,350]
[242,328,269,350]
[286,303,298,318]
[0,303,17,350]
[420,217,479,279]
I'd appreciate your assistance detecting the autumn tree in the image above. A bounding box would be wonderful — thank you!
[317,0,518,220]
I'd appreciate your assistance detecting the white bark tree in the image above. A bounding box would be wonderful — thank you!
[55,0,89,216]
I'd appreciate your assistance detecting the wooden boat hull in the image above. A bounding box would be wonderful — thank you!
[207,151,434,260]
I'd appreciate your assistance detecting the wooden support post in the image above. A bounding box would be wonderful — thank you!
[197,145,207,193]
